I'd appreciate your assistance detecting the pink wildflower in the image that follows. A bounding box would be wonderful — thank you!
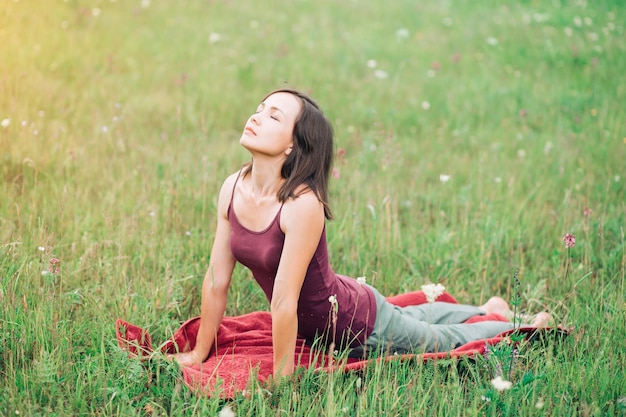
[48,257,61,274]
[562,233,576,249]
[583,207,592,217]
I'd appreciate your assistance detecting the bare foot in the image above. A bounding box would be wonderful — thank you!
[532,312,551,328]
[478,297,513,319]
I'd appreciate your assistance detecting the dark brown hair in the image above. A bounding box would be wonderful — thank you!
[243,89,334,219]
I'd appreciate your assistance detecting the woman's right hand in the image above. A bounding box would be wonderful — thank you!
[168,349,206,368]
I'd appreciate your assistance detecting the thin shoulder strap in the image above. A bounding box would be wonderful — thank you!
[229,167,245,207]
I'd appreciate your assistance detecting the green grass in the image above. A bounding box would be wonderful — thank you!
[1,0,625,415]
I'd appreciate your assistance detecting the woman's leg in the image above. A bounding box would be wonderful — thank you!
[369,300,515,354]
[355,287,514,357]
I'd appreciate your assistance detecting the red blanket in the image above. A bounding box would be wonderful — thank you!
[116,291,551,398]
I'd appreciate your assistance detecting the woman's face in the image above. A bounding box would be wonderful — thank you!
[240,92,302,159]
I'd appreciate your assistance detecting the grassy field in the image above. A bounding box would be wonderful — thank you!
[1,0,625,415]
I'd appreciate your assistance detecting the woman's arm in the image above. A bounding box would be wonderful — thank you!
[271,191,325,376]
[171,174,237,367]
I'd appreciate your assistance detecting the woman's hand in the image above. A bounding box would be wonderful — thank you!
[168,349,206,368]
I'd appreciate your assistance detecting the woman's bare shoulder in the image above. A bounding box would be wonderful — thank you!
[282,188,325,228]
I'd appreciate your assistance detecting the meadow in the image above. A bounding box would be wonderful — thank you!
[1,0,625,415]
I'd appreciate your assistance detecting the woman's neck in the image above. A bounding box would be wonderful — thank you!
[246,160,284,200]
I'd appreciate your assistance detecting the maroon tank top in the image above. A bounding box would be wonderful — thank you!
[228,173,376,350]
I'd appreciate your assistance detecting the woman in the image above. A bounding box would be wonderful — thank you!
[172,89,549,376]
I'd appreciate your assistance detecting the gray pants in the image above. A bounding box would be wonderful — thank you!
[350,286,514,358]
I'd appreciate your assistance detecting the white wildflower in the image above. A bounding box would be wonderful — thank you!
[374,69,388,79]
[1,119,10,128]
[356,276,366,285]
[218,405,236,417]
[367,59,377,69]
[38,246,45,252]
[486,37,499,46]
[544,141,553,154]
[421,100,431,110]
[481,395,492,402]
[535,399,545,409]
[141,0,151,8]
[421,283,445,303]
[439,174,451,183]
[328,295,337,305]
[491,376,513,391]
[396,28,409,39]
[209,32,221,44]
[91,8,101,17]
